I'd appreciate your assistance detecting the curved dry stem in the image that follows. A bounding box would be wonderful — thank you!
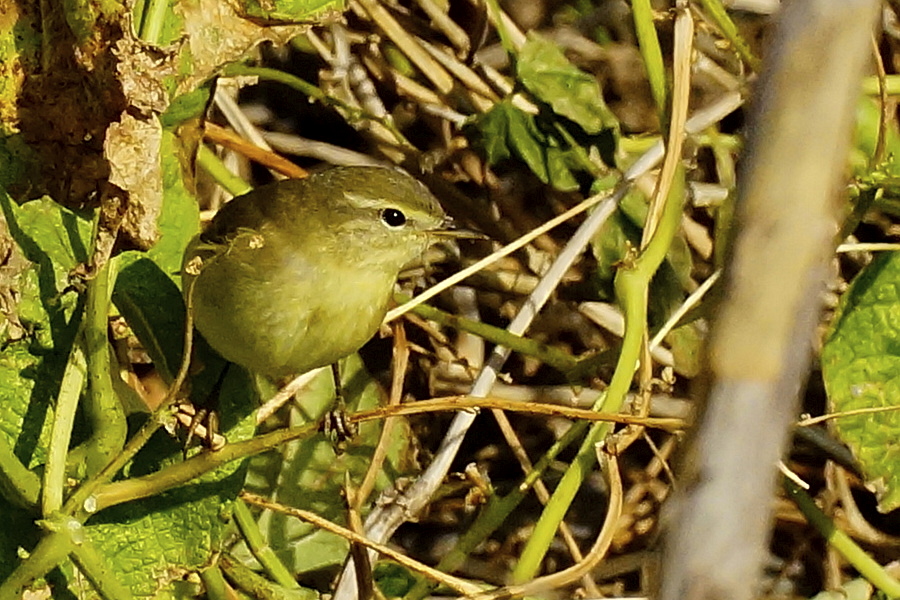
[467,451,623,600]
[240,492,483,596]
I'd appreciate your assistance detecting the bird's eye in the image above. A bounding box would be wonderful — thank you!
[380,208,407,228]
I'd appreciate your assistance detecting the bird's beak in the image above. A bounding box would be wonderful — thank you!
[430,216,487,240]
[431,228,487,240]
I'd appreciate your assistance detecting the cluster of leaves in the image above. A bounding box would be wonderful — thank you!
[0,146,255,595]
[469,33,618,191]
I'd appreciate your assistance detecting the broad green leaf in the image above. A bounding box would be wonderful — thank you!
[475,103,512,164]
[590,206,640,300]
[822,251,900,512]
[87,122,257,596]
[79,296,256,597]
[505,104,551,180]
[235,354,413,575]
[0,188,253,597]
[113,253,187,384]
[544,145,581,192]
[160,86,214,130]
[516,32,618,134]
[9,196,93,271]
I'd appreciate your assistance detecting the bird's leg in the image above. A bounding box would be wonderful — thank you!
[179,361,230,454]
[332,362,345,408]
[321,361,358,445]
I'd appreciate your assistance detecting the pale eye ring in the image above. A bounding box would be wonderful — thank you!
[380,208,407,228]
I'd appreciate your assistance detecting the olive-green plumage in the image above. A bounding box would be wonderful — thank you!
[182,166,446,378]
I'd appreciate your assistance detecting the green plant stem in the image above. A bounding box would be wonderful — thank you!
[201,565,229,600]
[482,0,518,56]
[233,499,300,589]
[196,145,252,197]
[512,166,685,583]
[89,419,318,512]
[0,436,41,509]
[139,0,168,44]
[697,0,762,71]
[784,477,900,598]
[0,521,79,600]
[861,74,900,96]
[61,278,198,519]
[48,215,125,514]
[631,0,667,127]
[42,331,88,516]
[88,396,682,515]
[405,298,578,373]
[80,256,127,476]
[221,555,318,600]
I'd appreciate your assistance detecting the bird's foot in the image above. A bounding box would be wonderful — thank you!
[175,402,227,453]
[320,403,358,450]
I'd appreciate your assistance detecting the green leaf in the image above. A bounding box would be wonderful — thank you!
[237,0,346,22]
[516,32,618,134]
[160,86,214,130]
[475,103,512,164]
[470,100,581,191]
[234,354,413,575]
[72,352,255,597]
[0,192,96,585]
[821,251,900,512]
[0,193,93,470]
[7,196,93,269]
[591,209,637,300]
[544,145,581,192]
[151,130,202,280]
[88,418,254,598]
[375,562,417,597]
[113,253,187,384]
[590,186,651,293]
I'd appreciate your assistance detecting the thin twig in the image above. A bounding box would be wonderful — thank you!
[240,492,483,596]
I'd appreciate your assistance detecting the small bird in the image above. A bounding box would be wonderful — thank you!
[182,166,448,379]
